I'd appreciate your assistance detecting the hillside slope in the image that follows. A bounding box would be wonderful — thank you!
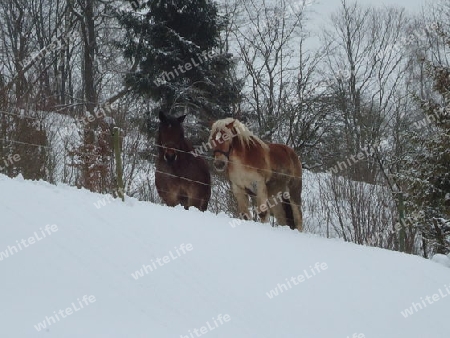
[1,174,449,338]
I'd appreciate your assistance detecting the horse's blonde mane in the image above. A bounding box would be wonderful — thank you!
[210,118,268,150]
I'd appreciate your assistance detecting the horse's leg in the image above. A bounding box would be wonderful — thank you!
[160,189,179,207]
[193,193,209,212]
[177,188,190,210]
[255,182,270,223]
[288,178,303,231]
[198,198,208,212]
[185,183,209,212]
[156,176,179,207]
[270,202,287,226]
[184,159,210,212]
[266,182,287,226]
[187,191,201,211]
[232,183,251,220]
[197,188,210,212]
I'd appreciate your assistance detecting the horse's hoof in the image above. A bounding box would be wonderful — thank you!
[239,212,250,220]
[258,211,268,222]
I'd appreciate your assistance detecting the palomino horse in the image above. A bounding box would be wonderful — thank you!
[156,111,211,211]
[209,118,302,231]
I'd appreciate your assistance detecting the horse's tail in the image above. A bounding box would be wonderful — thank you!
[287,149,303,231]
[282,197,296,230]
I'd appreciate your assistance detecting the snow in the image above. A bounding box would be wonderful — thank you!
[1,174,450,338]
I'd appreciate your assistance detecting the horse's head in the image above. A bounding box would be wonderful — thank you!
[157,111,186,164]
[209,118,239,172]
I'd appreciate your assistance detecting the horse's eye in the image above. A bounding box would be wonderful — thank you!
[215,131,222,141]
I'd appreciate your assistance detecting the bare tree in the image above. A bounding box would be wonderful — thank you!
[230,0,311,139]
[321,1,410,182]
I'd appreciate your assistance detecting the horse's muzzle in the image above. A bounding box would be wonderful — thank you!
[164,152,177,163]
[213,159,226,172]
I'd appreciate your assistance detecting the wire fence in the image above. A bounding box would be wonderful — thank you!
[152,143,303,181]
[0,108,302,216]
[0,138,51,149]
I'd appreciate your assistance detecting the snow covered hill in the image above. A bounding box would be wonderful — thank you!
[1,174,450,338]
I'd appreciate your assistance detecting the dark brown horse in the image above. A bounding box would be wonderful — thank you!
[209,118,303,231]
[155,111,211,211]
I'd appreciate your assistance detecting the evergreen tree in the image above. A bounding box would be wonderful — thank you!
[116,0,241,120]
[401,47,450,256]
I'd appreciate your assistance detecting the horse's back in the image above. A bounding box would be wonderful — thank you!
[268,143,302,178]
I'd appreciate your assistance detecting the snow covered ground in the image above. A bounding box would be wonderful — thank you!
[1,174,450,338]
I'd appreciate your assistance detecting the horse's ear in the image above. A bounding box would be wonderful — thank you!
[159,111,168,123]
[225,120,235,129]
[177,115,186,124]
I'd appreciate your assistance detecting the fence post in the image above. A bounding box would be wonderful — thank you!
[113,127,125,201]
